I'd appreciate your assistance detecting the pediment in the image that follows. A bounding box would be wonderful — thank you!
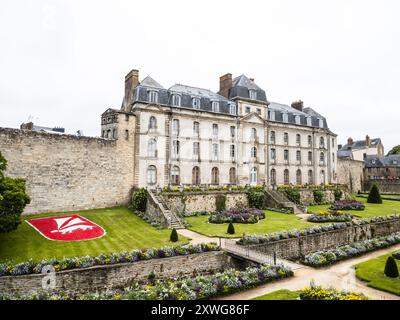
[240,112,265,124]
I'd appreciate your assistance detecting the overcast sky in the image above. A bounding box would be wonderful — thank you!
[1,0,399,152]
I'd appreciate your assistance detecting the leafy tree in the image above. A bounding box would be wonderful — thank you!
[384,256,399,278]
[0,151,31,233]
[367,184,382,204]
[170,228,178,242]
[387,145,400,156]
[246,186,266,209]
[131,188,148,212]
[227,222,235,235]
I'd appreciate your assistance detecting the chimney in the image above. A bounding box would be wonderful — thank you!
[347,137,354,146]
[366,135,370,146]
[218,73,232,98]
[123,69,139,110]
[20,122,33,130]
[338,144,343,150]
[249,78,254,82]
[291,100,304,112]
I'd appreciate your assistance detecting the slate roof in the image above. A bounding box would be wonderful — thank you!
[140,76,165,89]
[337,149,354,159]
[340,138,382,151]
[365,155,400,167]
[228,74,268,102]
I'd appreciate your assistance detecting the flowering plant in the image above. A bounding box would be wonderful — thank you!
[300,284,368,300]
[209,208,265,224]
[330,200,365,211]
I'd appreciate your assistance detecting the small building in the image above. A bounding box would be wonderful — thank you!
[364,155,400,193]
[338,135,384,162]
[20,122,65,134]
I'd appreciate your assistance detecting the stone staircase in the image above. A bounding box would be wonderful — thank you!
[149,190,185,229]
[266,189,306,215]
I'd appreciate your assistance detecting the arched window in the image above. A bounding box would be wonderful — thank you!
[296,169,302,185]
[171,166,180,185]
[295,115,301,125]
[320,152,325,164]
[211,167,219,185]
[251,128,257,139]
[320,137,325,148]
[149,116,157,130]
[251,147,257,158]
[229,167,236,185]
[192,166,200,185]
[283,113,289,123]
[320,170,326,184]
[148,90,158,103]
[284,169,290,185]
[270,131,276,144]
[308,170,313,184]
[250,167,257,185]
[192,97,201,109]
[172,94,181,106]
[211,101,219,113]
[112,128,117,139]
[284,132,289,144]
[296,134,301,145]
[307,116,312,126]
[270,169,276,185]
[147,139,157,157]
[229,103,236,115]
[147,166,157,185]
[193,121,200,137]
[172,119,180,136]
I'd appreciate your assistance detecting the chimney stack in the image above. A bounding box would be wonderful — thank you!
[291,100,304,112]
[20,122,33,130]
[123,69,139,110]
[218,73,232,98]
[249,78,254,82]
[366,135,370,146]
[347,137,354,146]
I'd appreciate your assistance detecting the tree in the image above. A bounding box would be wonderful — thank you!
[170,228,179,242]
[367,184,382,204]
[0,151,31,233]
[227,222,235,235]
[387,145,400,156]
[384,256,399,278]
[131,188,147,212]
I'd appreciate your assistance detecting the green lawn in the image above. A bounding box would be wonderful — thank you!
[308,197,400,218]
[252,289,300,300]
[355,252,400,296]
[185,211,322,238]
[0,207,189,263]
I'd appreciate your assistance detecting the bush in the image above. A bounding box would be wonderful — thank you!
[170,228,179,242]
[285,189,301,204]
[131,188,148,212]
[393,251,400,260]
[384,256,399,278]
[313,190,324,204]
[0,152,31,233]
[334,188,343,201]
[215,195,226,212]
[227,222,235,235]
[367,184,382,204]
[247,187,265,209]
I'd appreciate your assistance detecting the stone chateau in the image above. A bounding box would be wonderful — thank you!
[102,69,337,189]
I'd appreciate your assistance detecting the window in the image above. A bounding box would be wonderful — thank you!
[192,97,201,109]
[149,116,157,130]
[172,94,181,106]
[125,114,129,121]
[249,90,257,100]
[332,138,335,148]
[148,90,158,103]
[320,170,326,184]
[212,143,219,161]
[271,148,276,161]
[296,150,301,163]
[229,167,236,184]
[171,166,180,185]
[102,130,105,138]
[250,167,257,185]
[284,132,289,144]
[107,129,111,138]
[211,101,219,113]
[125,130,129,140]
[211,167,219,185]
[307,117,312,126]
[308,170,313,184]
[256,108,261,115]
[319,119,324,128]
[212,124,218,137]
[251,128,257,140]
[284,149,289,161]
[112,129,117,139]
[332,153,335,163]
[319,137,325,148]
[192,166,200,185]
[193,121,200,137]
[270,131,276,144]
[229,103,236,115]
[245,106,251,113]
[193,142,200,158]
[269,111,275,121]
[308,135,312,147]
[251,147,257,158]
[284,169,290,185]
[308,151,313,162]
[230,126,236,139]
[148,139,157,157]
[296,169,302,185]
[172,140,180,159]
[147,166,157,185]
[295,115,300,125]
[230,145,235,159]
[172,119,180,136]
[320,152,325,164]
[283,113,289,123]
[270,169,276,185]
[296,134,301,145]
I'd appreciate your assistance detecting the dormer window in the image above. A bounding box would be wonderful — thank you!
[211,101,220,113]
[269,111,275,121]
[295,115,301,125]
[318,118,324,128]
[172,94,181,106]
[283,113,289,123]
[192,97,201,109]
[393,160,398,165]
[307,117,312,126]
[249,89,257,100]
[229,103,236,115]
[148,90,158,103]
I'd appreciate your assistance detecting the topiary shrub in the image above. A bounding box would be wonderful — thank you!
[285,189,301,204]
[170,228,179,242]
[367,184,382,204]
[313,190,324,204]
[215,194,226,212]
[384,256,399,278]
[131,188,148,212]
[246,187,265,209]
[334,188,343,201]
[227,222,235,235]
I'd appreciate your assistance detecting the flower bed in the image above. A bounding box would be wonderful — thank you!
[209,208,265,224]
[300,284,368,300]
[330,200,365,211]
[265,207,294,214]
[307,210,352,223]
[301,233,400,267]
[161,185,247,193]
[0,264,293,300]
[0,243,219,277]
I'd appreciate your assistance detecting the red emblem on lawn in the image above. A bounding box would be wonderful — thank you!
[27,215,105,241]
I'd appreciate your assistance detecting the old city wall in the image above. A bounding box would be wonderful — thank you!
[337,158,364,193]
[0,123,135,214]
